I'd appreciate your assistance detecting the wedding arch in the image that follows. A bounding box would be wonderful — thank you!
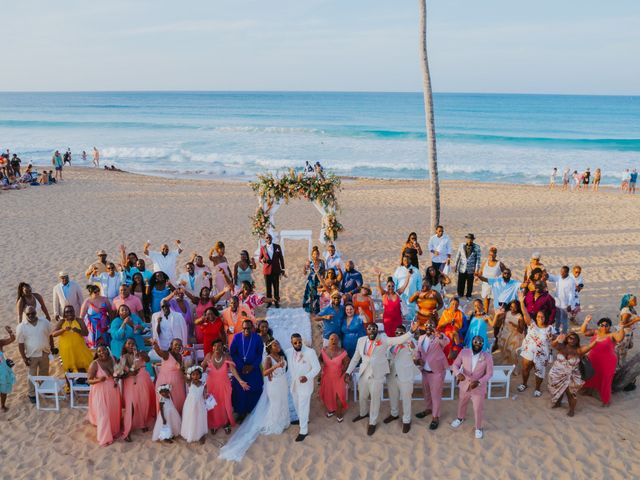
[249,169,343,243]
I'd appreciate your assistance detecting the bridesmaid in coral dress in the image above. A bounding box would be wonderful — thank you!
[87,346,122,446]
[319,333,350,422]
[120,339,156,441]
[202,339,249,434]
[377,272,411,337]
[580,315,625,406]
[152,338,187,414]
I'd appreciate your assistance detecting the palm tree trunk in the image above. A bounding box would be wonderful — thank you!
[419,0,440,233]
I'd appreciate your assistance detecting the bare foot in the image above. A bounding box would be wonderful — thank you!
[163,439,174,444]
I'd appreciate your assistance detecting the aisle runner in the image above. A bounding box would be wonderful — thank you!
[265,308,312,348]
[265,308,312,422]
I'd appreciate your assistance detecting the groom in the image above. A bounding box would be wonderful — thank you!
[286,333,320,442]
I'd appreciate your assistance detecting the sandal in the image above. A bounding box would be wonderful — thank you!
[326,411,335,418]
[533,390,542,397]
[517,384,528,392]
[224,425,232,435]
[336,416,344,423]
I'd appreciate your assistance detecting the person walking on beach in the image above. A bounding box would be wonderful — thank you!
[453,233,481,300]
[621,169,630,192]
[52,150,63,181]
[92,147,100,167]
[562,167,570,190]
[592,168,601,192]
[428,225,452,272]
[549,168,557,189]
[629,169,638,194]
[63,148,72,166]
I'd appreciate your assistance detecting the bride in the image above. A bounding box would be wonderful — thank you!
[219,337,290,461]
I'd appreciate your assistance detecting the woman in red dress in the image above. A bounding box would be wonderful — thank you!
[580,315,625,406]
[202,338,248,434]
[195,307,226,357]
[376,272,410,337]
[319,333,350,422]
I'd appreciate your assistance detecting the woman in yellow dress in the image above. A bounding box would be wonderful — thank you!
[52,305,94,372]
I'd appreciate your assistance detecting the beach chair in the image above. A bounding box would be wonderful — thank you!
[487,365,516,399]
[191,344,205,364]
[29,375,66,411]
[66,372,90,409]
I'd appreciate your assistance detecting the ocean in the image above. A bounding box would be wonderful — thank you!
[0,91,638,184]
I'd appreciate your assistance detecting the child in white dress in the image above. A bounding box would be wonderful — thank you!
[181,366,208,443]
[152,384,182,443]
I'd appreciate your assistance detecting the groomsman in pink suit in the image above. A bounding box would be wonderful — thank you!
[414,320,450,430]
[450,336,494,439]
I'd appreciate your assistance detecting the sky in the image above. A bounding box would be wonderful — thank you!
[2,0,639,94]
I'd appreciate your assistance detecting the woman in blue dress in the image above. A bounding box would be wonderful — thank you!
[393,255,422,322]
[149,271,172,315]
[302,246,326,314]
[463,299,491,351]
[0,326,16,411]
[341,303,366,358]
[109,305,148,360]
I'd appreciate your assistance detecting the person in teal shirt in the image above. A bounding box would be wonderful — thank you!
[463,299,491,351]
[109,305,148,359]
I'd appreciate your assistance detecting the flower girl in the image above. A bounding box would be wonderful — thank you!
[152,384,181,443]
[180,365,209,443]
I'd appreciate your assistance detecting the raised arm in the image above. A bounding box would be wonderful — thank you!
[175,240,183,255]
[579,315,595,336]
[396,271,412,295]
[518,291,532,326]
[376,272,384,297]
[143,241,150,257]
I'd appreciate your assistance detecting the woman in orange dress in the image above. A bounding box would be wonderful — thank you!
[87,346,122,446]
[120,338,156,442]
[319,333,350,422]
[153,338,186,414]
[409,283,443,333]
[202,338,248,434]
[437,298,465,364]
[351,286,376,325]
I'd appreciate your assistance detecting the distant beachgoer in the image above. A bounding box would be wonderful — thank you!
[561,167,570,190]
[82,151,87,162]
[52,150,63,181]
[10,154,21,176]
[93,147,100,167]
[592,168,601,191]
[63,148,72,166]
[582,168,591,187]
[621,169,630,192]
[549,168,557,189]
[629,169,638,194]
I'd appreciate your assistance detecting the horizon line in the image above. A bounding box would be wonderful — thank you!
[0,89,638,98]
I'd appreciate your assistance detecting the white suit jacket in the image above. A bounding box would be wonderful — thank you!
[52,281,84,318]
[388,339,419,383]
[151,311,188,350]
[285,345,321,395]
[346,332,412,381]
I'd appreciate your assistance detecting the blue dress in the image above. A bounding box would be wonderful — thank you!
[303,260,325,314]
[109,314,148,359]
[341,315,366,358]
[0,352,16,394]
[393,266,422,321]
[463,315,490,351]
[150,286,170,314]
[230,332,264,415]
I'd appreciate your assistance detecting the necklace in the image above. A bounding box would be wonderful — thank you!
[241,334,253,362]
[213,354,224,364]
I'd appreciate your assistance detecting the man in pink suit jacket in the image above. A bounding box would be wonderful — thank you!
[414,320,450,430]
[451,336,494,439]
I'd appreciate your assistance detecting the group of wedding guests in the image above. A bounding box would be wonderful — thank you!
[1,228,639,456]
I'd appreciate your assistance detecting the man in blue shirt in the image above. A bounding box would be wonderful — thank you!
[341,261,363,295]
[312,292,345,346]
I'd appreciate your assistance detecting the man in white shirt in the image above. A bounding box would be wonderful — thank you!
[52,271,84,319]
[324,244,345,274]
[547,266,576,334]
[17,306,56,402]
[151,302,188,351]
[143,240,183,282]
[428,225,452,272]
[178,261,209,297]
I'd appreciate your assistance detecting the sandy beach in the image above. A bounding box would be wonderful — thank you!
[1,167,639,479]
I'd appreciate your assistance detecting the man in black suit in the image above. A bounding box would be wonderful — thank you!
[259,234,286,308]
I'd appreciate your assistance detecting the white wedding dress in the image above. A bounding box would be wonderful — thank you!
[219,356,290,462]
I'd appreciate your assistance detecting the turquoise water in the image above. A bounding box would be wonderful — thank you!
[0,91,638,183]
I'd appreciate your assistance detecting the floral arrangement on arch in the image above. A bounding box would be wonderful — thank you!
[249,168,343,241]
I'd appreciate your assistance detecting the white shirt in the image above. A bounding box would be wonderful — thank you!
[16,318,52,357]
[148,250,180,281]
[471,351,481,372]
[91,272,124,300]
[547,273,576,309]
[428,234,452,263]
[421,335,432,371]
[151,310,188,350]
[265,244,274,258]
[324,252,345,272]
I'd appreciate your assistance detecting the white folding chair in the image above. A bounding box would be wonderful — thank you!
[29,375,66,411]
[192,344,205,364]
[487,365,516,399]
[442,369,456,400]
[66,372,90,409]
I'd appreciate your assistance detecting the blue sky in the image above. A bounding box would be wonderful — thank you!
[3,0,639,94]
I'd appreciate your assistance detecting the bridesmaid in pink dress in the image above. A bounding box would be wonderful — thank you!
[209,241,233,301]
[152,338,187,414]
[120,339,156,441]
[202,338,249,434]
[319,333,350,422]
[377,272,410,337]
[87,346,122,446]
[580,315,625,406]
